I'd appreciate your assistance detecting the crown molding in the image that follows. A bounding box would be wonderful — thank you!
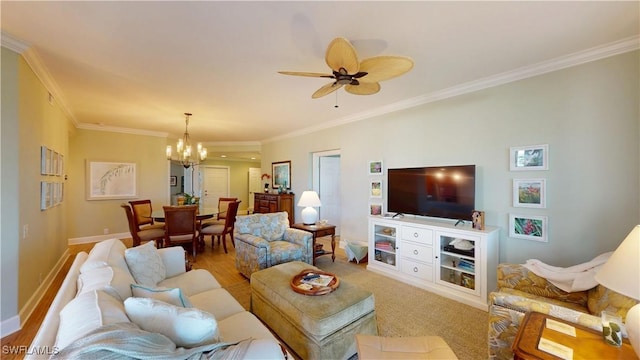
[2,31,78,126]
[76,123,169,138]
[265,35,640,144]
[1,32,30,53]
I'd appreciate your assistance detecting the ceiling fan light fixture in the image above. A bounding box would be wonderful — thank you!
[279,37,413,99]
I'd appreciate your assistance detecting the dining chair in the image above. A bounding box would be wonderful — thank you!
[163,205,199,261]
[129,199,165,231]
[121,203,165,247]
[202,197,238,226]
[199,200,241,254]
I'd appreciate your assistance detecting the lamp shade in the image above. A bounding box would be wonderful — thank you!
[297,191,322,208]
[594,225,640,300]
[594,225,640,359]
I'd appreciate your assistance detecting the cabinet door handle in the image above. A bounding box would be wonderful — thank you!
[413,267,418,273]
[413,232,419,238]
[413,249,419,255]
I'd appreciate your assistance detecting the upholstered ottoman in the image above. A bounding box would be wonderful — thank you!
[355,334,458,359]
[250,261,378,360]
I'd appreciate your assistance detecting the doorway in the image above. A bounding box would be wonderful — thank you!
[202,166,230,209]
[312,150,341,235]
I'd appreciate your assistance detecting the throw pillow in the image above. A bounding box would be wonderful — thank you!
[124,241,166,286]
[80,238,129,273]
[130,284,192,307]
[55,290,130,350]
[124,297,220,348]
[77,266,135,301]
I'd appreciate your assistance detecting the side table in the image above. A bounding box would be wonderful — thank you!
[291,223,336,265]
[512,311,637,360]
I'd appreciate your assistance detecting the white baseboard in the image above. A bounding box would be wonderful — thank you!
[1,315,21,338]
[68,232,130,245]
[1,249,70,338]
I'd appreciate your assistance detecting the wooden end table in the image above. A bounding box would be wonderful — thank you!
[512,311,637,360]
[291,223,336,265]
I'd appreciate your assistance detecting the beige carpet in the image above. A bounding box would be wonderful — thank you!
[226,250,488,360]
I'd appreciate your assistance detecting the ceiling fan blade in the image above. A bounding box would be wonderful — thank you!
[312,82,344,99]
[325,37,360,74]
[345,82,381,95]
[278,71,334,78]
[357,56,414,83]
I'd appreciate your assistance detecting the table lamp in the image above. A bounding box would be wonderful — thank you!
[594,225,640,357]
[298,191,321,225]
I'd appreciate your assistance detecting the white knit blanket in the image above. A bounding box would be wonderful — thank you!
[51,322,253,360]
[523,252,612,292]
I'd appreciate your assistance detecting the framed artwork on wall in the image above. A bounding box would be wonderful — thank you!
[509,214,548,242]
[370,203,383,216]
[513,178,546,208]
[368,160,383,175]
[170,176,177,187]
[370,180,382,198]
[86,160,137,200]
[510,144,549,171]
[272,160,291,189]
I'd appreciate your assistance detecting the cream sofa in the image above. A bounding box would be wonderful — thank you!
[27,239,286,359]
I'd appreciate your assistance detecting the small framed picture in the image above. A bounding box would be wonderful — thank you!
[170,176,177,187]
[40,181,49,210]
[461,273,475,289]
[368,160,383,175]
[369,203,383,216]
[272,160,291,189]
[471,210,485,230]
[510,144,549,171]
[40,146,48,175]
[513,178,546,208]
[370,180,382,198]
[509,214,548,242]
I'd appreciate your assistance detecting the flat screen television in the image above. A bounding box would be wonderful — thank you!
[387,165,476,221]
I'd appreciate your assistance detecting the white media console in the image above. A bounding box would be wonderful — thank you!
[368,216,499,311]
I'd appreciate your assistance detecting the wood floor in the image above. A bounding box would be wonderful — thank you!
[0,235,341,359]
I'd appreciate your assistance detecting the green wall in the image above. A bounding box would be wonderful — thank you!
[262,50,640,267]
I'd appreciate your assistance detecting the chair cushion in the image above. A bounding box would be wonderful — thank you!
[124,297,220,348]
[587,285,638,320]
[137,227,165,241]
[269,241,305,266]
[131,284,192,307]
[201,224,224,235]
[124,241,166,286]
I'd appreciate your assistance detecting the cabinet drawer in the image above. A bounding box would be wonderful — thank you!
[401,226,433,245]
[401,258,433,281]
[400,242,433,263]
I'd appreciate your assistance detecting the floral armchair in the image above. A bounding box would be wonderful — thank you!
[234,212,313,278]
[488,263,638,360]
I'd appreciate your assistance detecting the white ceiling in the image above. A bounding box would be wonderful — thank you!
[2,1,639,161]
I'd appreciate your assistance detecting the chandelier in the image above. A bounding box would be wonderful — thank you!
[165,112,207,169]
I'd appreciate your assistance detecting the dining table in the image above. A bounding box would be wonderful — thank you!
[151,206,219,223]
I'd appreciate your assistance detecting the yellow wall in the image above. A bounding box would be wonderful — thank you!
[68,129,170,239]
[1,47,72,324]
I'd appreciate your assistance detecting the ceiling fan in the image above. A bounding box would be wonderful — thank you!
[279,37,414,99]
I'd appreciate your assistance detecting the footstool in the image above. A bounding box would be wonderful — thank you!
[250,261,378,360]
[355,334,458,359]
